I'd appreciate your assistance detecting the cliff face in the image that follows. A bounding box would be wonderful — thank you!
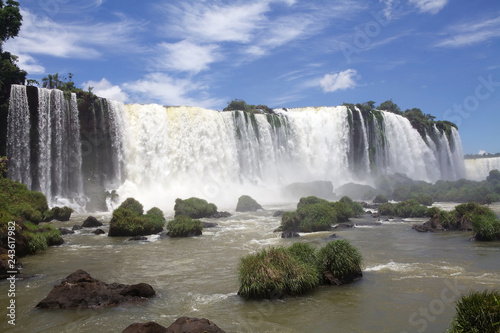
[4,85,466,211]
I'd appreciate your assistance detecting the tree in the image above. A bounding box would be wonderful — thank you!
[0,0,22,43]
[378,99,402,115]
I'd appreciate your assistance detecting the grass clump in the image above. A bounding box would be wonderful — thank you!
[108,198,165,237]
[377,199,428,217]
[448,290,500,333]
[0,177,49,224]
[237,240,363,299]
[166,215,203,237]
[174,197,217,218]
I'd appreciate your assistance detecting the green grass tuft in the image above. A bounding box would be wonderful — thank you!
[448,290,500,333]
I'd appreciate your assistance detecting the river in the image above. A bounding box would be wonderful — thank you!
[1,203,499,333]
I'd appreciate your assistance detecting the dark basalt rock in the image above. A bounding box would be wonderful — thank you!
[128,236,147,241]
[72,225,83,231]
[202,222,218,228]
[235,195,263,212]
[82,216,103,228]
[122,321,167,333]
[273,210,285,217]
[208,211,231,218]
[327,233,339,239]
[333,223,355,229]
[36,269,155,309]
[93,229,106,235]
[58,227,75,235]
[166,317,226,333]
[281,231,300,238]
[44,206,73,222]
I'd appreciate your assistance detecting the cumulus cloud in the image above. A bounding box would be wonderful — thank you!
[409,0,448,15]
[82,78,128,102]
[319,69,358,93]
[122,72,224,108]
[155,41,220,73]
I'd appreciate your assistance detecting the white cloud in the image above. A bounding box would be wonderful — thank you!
[82,78,128,103]
[122,73,223,108]
[436,16,500,47]
[409,0,448,15]
[4,9,141,59]
[155,41,220,73]
[319,69,358,93]
[9,52,46,74]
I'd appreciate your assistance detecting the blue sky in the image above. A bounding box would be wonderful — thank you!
[4,0,500,154]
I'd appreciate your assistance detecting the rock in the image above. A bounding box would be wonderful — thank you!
[72,225,83,231]
[208,211,231,218]
[128,236,147,241]
[82,216,103,228]
[93,229,106,235]
[281,231,300,238]
[36,269,155,309]
[372,213,380,218]
[412,216,445,233]
[165,317,226,333]
[174,197,217,218]
[0,248,22,279]
[273,210,285,217]
[202,222,218,228]
[122,321,167,333]
[108,199,165,237]
[327,233,339,239]
[366,210,372,215]
[59,227,75,235]
[236,195,263,212]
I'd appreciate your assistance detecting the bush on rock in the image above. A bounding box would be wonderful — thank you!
[166,215,203,237]
[448,290,500,333]
[108,198,165,237]
[174,197,217,218]
[237,240,363,299]
[235,195,263,212]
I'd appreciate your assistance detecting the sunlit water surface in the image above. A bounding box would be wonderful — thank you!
[1,203,499,333]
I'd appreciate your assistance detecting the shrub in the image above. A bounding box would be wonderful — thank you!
[377,199,428,218]
[166,215,203,237]
[339,196,365,216]
[237,240,363,299]
[297,196,329,208]
[237,247,320,299]
[413,194,434,206]
[43,206,74,221]
[377,203,394,216]
[438,210,459,229]
[426,206,440,217]
[0,178,49,224]
[448,290,500,333]
[235,195,262,212]
[22,222,63,254]
[108,199,164,237]
[281,203,336,232]
[472,214,500,241]
[373,194,388,204]
[174,197,217,218]
[317,240,363,285]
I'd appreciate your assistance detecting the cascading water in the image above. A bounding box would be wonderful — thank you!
[465,156,500,181]
[6,85,467,211]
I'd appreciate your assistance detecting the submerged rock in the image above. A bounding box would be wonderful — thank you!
[36,269,155,309]
[58,227,75,235]
[72,225,83,231]
[273,210,285,217]
[122,321,167,333]
[208,211,231,218]
[93,229,106,235]
[202,222,218,228]
[82,216,103,228]
[128,236,147,241]
[236,195,263,212]
[281,231,300,238]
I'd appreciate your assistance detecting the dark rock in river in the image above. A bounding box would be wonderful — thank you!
[36,269,155,309]
[333,223,355,229]
[281,231,300,238]
[273,210,285,217]
[166,317,226,333]
[236,195,263,212]
[93,229,106,235]
[58,227,75,235]
[128,236,147,241]
[208,211,231,218]
[202,222,218,228]
[122,321,167,333]
[328,233,339,239]
[72,225,83,231]
[82,216,103,228]
[44,206,74,222]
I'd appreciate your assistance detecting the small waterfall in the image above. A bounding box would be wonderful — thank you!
[7,85,31,188]
[38,88,52,196]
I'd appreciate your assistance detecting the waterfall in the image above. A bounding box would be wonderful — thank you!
[465,157,500,181]
[6,85,469,211]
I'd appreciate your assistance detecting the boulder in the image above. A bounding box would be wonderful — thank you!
[273,210,285,217]
[122,321,167,333]
[44,206,73,222]
[208,211,231,218]
[166,317,226,333]
[235,195,262,212]
[202,222,218,228]
[281,231,300,238]
[82,216,103,228]
[93,229,106,235]
[174,197,217,218]
[412,216,445,232]
[72,225,83,231]
[58,227,75,235]
[36,269,155,309]
[128,236,148,241]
